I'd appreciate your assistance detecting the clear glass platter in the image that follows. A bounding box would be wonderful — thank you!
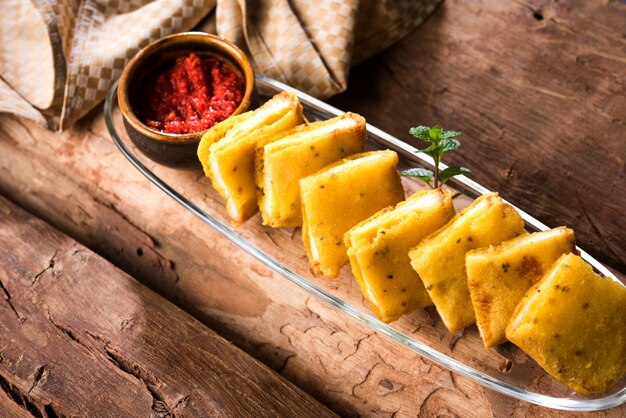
[104,74,626,412]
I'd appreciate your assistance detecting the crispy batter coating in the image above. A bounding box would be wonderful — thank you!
[300,150,404,279]
[345,189,455,322]
[409,193,525,332]
[466,227,576,348]
[197,92,304,225]
[506,253,626,395]
[255,113,366,227]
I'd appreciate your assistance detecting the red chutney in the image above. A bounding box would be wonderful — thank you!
[138,53,244,134]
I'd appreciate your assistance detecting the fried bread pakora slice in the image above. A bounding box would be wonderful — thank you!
[506,253,626,395]
[466,227,576,348]
[345,189,455,323]
[255,113,366,227]
[198,92,304,225]
[197,111,254,178]
[408,193,525,333]
[300,150,405,279]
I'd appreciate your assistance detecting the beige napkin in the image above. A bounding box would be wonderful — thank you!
[0,0,440,131]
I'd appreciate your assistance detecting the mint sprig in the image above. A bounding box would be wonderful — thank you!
[401,125,470,189]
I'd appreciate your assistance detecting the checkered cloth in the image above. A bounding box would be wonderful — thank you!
[0,0,440,131]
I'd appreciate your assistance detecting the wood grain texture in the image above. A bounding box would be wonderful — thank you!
[0,0,624,416]
[331,0,626,272]
[0,196,335,418]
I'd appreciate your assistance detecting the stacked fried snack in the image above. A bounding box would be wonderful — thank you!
[301,150,405,278]
[345,188,455,322]
[409,193,526,332]
[198,92,305,225]
[198,92,626,395]
[507,253,626,395]
[466,227,576,348]
[256,112,367,227]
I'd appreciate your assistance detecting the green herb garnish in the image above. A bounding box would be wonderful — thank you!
[401,125,470,189]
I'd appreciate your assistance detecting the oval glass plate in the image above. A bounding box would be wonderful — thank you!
[105,75,625,412]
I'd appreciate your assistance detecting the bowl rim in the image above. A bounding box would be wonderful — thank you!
[117,31,254,144]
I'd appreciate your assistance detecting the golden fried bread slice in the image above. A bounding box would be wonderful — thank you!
[466,227,576,348]
[204,92,304,225]
[506,253,626,395]
[255,113,366,227]
[345,189,455,322]
[408,193,525,333]
[300,150,405,279]
[197,111,254,178]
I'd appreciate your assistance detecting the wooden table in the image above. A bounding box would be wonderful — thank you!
[0,0,624,416]
[0,197,335,417]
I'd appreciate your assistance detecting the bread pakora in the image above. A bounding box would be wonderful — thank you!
[197,112,254,178]
[197,92,304,225]
[345,189,455,322]
[255,113,366,227]
[506,253,626,395]
[409,192,525,333]
[466,227,576,348]
[300,150,405,279]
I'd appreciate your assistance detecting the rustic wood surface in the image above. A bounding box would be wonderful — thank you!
[0,0,624,417]
[0,196,335,417]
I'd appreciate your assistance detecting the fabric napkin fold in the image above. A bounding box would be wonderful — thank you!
[0,0,440,131]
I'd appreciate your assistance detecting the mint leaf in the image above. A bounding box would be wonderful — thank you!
[428,126,443,141]
[401,167,434,184]
[440,138,460,153]
[409,126,432,142]
[440,130,462,139]
[404,124,469,188]
[440,166,470,184]
[420,143,441,157]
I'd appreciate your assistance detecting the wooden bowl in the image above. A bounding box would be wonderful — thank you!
[117,32,254,168]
